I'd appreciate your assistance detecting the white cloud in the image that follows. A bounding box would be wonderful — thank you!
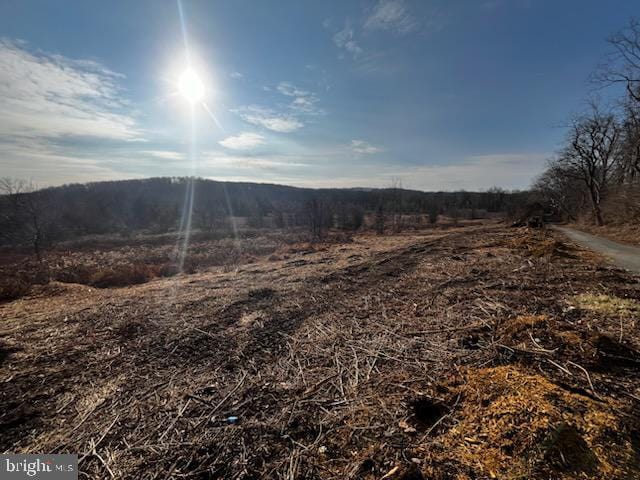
[219,132,266,150]
[201,151,309,171]
[351,140,382,154]
[229,71,243,79]
[232,106,303,133]
[277,82,309,97]
[256,152,548,190]
[291,96,317,112]
[364,0,418,34]
[277,81,322,114]
[0,137,143,186]
[333,26,363,57]
[385,153,549,190]
[0,38,140,141]
[142,150,184,160]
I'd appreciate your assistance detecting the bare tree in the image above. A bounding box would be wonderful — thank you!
[0,178,29,246]
[617,102,640,183]
[558,106,621,225]
[581,18,640,226]
[389,177,404,233]
[594,18,640,104]
[0,178,53,260]
[374,202,385,235]
[305,198,330,241]
[533,161,587,221]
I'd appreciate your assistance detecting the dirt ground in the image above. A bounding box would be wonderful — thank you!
[1,224,639,479]
[571,223,640,247]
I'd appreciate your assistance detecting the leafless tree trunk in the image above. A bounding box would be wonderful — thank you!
[305,198,329,241]
[389,177,404,233]
[374,203,384,235]
[559,106,621,226]
[618,102,640,183]
[533,161,587,222]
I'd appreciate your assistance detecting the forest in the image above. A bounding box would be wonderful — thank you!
[534,18,640,227]
[0,177,527,255]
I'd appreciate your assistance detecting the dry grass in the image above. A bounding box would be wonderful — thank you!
[571,293,640,317]
[422,365,638,479]
[0,229,317,297]
[1,225,639,479]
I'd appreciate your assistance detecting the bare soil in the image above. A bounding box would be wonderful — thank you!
[1,224,639,479]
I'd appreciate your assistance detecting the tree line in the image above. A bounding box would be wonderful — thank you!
[0,176,527,254]
[534,18,640,226]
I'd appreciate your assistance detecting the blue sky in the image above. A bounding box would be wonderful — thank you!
[0,0,637,190]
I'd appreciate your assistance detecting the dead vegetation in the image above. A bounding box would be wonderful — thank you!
[419,365,639,479]
[1,224,639,479]
[510,227,576,258]
[0,230,316,301]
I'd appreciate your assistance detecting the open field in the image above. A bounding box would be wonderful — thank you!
[1,224,639,479]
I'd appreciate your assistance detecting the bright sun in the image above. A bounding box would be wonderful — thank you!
[178,68,205,104]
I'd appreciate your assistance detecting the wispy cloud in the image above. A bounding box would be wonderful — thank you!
[229,71,244,79]
[201,151,309,172]
[351,140,382,154]
[262,152,549,190]
[0,136,145,186]
[276,82,309,98]
[176,147,549,190]
[330,1,422,64]
[333,25,363,58]
[364,0,418,34]
[387,153,548,190]
[232,81,323,133]
[0,38,140,142]
[142,150,184,160]
[232,105,303,133]
[277,81,322,114]
[219,132,266,150]
[0,38,149,185]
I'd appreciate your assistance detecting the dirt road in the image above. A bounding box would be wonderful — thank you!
[552,225,640,274]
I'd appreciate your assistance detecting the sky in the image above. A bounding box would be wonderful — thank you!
[0,0,638,191]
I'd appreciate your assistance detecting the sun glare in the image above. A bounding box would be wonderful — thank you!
[178,68,205,104]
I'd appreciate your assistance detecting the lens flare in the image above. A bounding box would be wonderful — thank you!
[178,68,204,103]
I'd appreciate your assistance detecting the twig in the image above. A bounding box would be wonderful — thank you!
[210,370,248,415]
[94,451,114,478]
[528,332,557,353]
[159,398,192,442]
[303,372,339,398]
[405,322,484,336]
[568,361,602,399]
[547,359,572,376]
[79,414,120,464]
